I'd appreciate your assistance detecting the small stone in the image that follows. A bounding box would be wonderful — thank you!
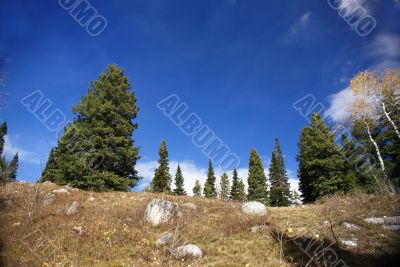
[382,225,400,230]
[342,222,359,230]
[73,226,83,235]
[43,192,56,206]
[67,201,79,215]
[340,239,358,248]
[172,244,202,259]
[156,232,174,246]
[250,225,267,233]
[12,222,21,227]
[182,203,197,210]
[384,216,400,224]
[42,181,54,186]
[52,188,69,194]
[87,196,95,202]
[364,217,385,224]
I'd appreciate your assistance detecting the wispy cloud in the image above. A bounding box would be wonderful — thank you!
[368,33,400,69]
[394,0,400,10]
[3,135,41,164]
[289,11,312,35]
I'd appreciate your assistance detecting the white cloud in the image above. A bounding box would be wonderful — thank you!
[325,87,355,122]
[3,136,41,164]
[136,160,299,196]
[368,33,400,69]
[290,11,312,35]
[394,0,400,10]
[337,0,369,15]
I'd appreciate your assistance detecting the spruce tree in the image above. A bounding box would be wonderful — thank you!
[219,173,230,199]
[247,148,268,204]
[7,153,18,181]
[40,65,141,191]
[238,180,246,202]
[297,113,352,202]
[0,122,7,182]
[173,164,186,196]
[230,168,240,200]
[193,179,202,196]
[0,122,6,155]
[203,160,217,198]
[151,140,172,193]
[269,138,290,207]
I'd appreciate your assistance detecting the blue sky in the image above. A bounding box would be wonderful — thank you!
[1,0,399,193]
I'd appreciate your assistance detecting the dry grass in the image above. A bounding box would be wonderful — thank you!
[0,183,399,267]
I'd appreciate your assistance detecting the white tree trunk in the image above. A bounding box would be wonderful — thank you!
[381,101,400,140]
[363,118,394,192]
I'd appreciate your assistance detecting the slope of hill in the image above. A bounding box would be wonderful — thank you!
[1,182,399,267]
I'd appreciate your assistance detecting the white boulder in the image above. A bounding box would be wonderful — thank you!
[241,201,268,216]
[144,199,178,226]
[182,203,197,210]
[172,244,203,259]
[52,188,69,194]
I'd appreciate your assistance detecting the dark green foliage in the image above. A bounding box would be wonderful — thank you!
[193,179,202,196]
[40,65,141,191]
[173,164,186,196]
[247,148,268,204]
[151,140,172,193]
[238,180,246,202]
[7,153,18,181]
[203,160,217,198]
[297,113,353,202]
[0,122,6,155]
[230,168,240,200]
[269,138,290,207]
[219,173,230,199]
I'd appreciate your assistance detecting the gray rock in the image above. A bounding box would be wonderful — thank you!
[67,201,79,215]
[364,217,385,224]
[42,181,54,186]
[43,192,56,206]
[384,216,400,224]
[73,226,83,235]
[340,238,358,248]
[182,203,197,210]
[52,188,69,194]
[156,232,174,246]
[250,225,267,233]
[12,222,21,227]
[3,199,12,208]
[241,201,267,216]
[382,225,400,230]
[342,222,359,230]
[144,199,178,226]
[172,244,203,259]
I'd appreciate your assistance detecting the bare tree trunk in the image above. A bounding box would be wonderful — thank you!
[363,118,394,192]
[381,101,400,140]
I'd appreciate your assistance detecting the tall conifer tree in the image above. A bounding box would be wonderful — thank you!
[40,65,141,191]
[247,148,268,204]
[269,138,290,207]
[230,168,240,200]
[173,164,186,196]
[219,173,230,199]
[203,160,217,198]
[193,179,202,196]
[297,113,352,202]
[151,140,172,193]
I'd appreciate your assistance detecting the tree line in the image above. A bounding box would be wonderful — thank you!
[5,65,397,205]
[0,122,19,182]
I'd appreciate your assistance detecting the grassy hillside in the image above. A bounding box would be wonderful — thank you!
[1,182,399,267]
